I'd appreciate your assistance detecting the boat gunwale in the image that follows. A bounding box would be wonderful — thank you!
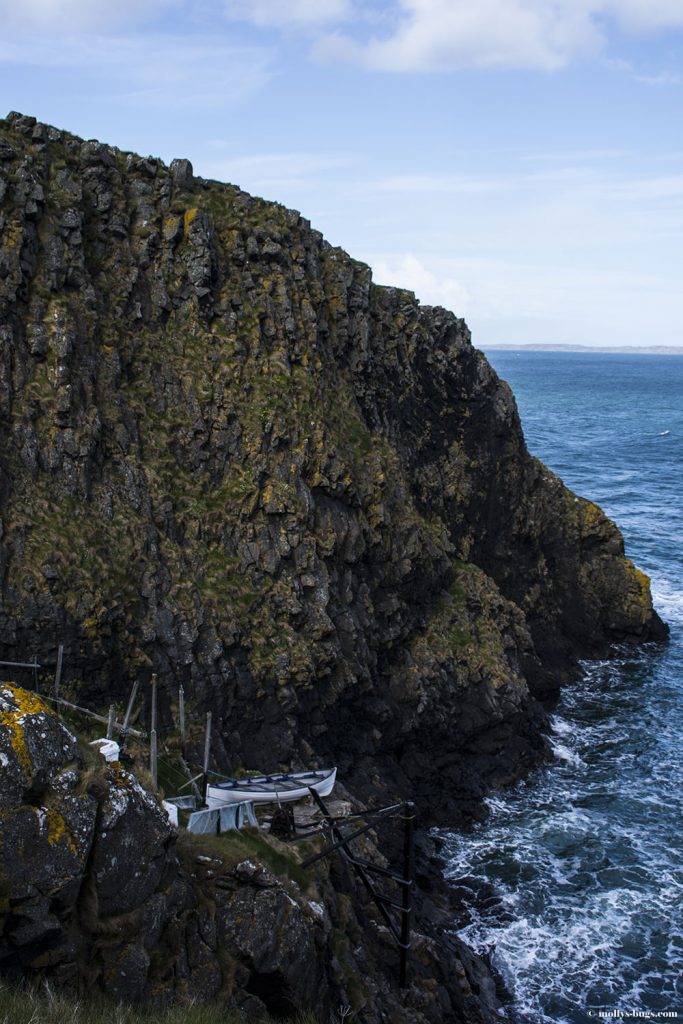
[210,768,335,793]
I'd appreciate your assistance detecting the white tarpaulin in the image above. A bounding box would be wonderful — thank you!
[187,800,258,835]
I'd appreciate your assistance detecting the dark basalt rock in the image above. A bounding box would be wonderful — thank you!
[0,684,508,1022]
[0,112,667,1020]
[0,114,664,829]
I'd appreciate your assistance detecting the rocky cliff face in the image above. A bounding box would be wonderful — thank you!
[0,682,505,1023]
[0,111,666,825]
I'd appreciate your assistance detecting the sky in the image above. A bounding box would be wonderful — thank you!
[1,0,682,348]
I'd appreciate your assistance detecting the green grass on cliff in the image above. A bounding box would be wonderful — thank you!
[0,981,320,1024]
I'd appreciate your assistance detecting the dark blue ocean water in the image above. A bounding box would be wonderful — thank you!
[442,352,683,1024]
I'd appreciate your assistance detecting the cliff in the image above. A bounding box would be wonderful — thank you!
[0,682,504,1022]
[0,110,666,829]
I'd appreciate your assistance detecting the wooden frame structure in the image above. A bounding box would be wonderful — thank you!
[302,791,415,988]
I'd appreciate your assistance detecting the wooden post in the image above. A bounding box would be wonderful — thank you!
[202,711,212,805]
[150,675,158,791]
[53,644,64,698]
[40,693,146,737]
[120,679,139,744]
[399,801,415,989]
[106,704,115,740]
[178,685,186,747]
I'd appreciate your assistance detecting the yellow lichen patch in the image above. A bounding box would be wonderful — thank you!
[627,562,653,611]
[0,683,55,778]
[43,807,78,856]
[578,497,607,538]
[108,763,129,784]
[183,207,198,233]
[635,567,651,594]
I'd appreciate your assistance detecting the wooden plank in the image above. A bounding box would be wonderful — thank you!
[40,693,146,738]
[150,675,158,789]
[53,645,64,698]
[120,679,140,742]
[202,711,212,805]
[106,704,115,740]
[178,684,186,746]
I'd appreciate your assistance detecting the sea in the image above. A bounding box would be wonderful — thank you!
[442,351,683,1024]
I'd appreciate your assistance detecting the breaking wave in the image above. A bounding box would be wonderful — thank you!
[444,352,683,1023]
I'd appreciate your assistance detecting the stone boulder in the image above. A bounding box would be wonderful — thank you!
[0,683,509,1022]
[91,766,175,916]
[215,859,327,1015]
[0,683,96,971]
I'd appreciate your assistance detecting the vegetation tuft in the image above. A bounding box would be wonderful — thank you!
[0,981,320,1024]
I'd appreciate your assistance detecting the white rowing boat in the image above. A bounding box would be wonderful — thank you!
[206,767,337,806]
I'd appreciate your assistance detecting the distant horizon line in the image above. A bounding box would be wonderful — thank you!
[481,342,683,355]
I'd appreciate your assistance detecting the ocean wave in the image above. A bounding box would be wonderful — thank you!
[452,351,683,1024]
[650,577,683,624]
[444,654,683,1023]
[455,874,682,1023]
[549,738,584,767]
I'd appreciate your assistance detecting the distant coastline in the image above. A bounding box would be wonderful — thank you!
[481,343,683,355]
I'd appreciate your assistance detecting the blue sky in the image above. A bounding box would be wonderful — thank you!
[1,0,682,347]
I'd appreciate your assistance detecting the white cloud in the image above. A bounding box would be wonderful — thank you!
[603,0,683,31]
[521,149,628,163]
[343,154,683,348]
[224,0,351,28]
[315,0,598,71]
[373,253,473,313]
[634,70,682,85]
[607,174,683,202]
[0,0,173,31]
[200,151,356,195]
[375,173,509,194]
[0,34,274,109]
[209,150,353,178]
[6,0,682,73]
[606,55,682,86]
[314,0,683,73]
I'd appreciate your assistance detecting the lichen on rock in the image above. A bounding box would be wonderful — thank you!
[0,683,503,1022]
[0,111,667,824]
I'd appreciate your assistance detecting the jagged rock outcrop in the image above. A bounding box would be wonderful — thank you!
[0,683,506,1022]
[0,111,666,829]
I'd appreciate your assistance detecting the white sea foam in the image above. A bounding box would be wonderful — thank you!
[549,739,584,767]
[483,795,511,816]
[649,576,683,624]
[549,714,573,737]
[443,659,683,1023]
[465,350,683,1023]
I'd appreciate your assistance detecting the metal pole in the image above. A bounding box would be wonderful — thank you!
[202,711,212,805]
[178,685,186,746]
[120,679,139,743]
[106,704,115,740]
[399,801,415,989]
[0,661,41,669]
[53,645,64,698]
[150,675,158,790]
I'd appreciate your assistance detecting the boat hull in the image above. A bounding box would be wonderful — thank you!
[206,767,336,806]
